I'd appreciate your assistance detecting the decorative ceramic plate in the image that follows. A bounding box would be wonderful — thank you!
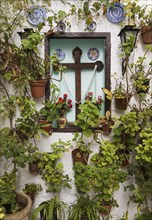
[27,6,47,26]
[55,49,65,61]
[87,21,97,31]
[106,3,125,23]
[87,48,99,61]
[57,22,66,32]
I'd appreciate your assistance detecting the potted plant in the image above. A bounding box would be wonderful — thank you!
[22,183,42,203]
[74,92,103,137]
[102,82,131,111]
[15,112,50,141]
[112,111,140,150]
[0,127,37,219]
[39,84,60,133]
[73,162,94,194]
[71,132,92,165]
[20,31,66,99]
[55,93,73,128]
[68,195,100,220]
[122,103,152,216]
[38,139,72,193]
[0,171,32,220]
[31,195,68,220]
[137,7,152,44]
[28,151,42,175]
[113,83,131,110]
[99,110,115,135]
[19,30,47,98]
[130,51,152,95]
[90,140,127,215]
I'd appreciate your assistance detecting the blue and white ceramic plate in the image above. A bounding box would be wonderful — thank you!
[106,3,125,23]
[55,49,65,61]
[88,48,99,61]
[57,22,66,32]
[87,21,97,31]
[27,6,47,26]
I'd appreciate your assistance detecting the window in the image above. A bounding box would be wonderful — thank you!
[45,32,111,132]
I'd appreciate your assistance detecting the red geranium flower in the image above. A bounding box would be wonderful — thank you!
[56,94,73,117]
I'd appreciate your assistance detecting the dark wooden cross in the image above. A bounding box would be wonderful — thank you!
[56,46,104,117]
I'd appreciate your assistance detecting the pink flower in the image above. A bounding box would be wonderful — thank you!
[68,103,73,108]
[68,99,72,104]
[98,95,102,100]
[96,99,102,105]
[63,94,67,99]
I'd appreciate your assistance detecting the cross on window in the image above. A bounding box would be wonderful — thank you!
[60,46,104,117]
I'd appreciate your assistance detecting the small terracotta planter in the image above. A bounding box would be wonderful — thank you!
[141,26,152,44]
[114,95,131,110]
[72,148,89,165]
[29,80,46,98]
[39,120,53,134]
[29,162,39,175]
[100,119,115,135]
[99,205,112,216]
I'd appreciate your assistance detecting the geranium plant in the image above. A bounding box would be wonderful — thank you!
[74,92,103,137]
[85,92,103,110]
[56,94,73,117]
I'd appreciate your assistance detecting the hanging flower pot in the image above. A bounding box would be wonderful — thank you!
[100,118,115,135]
[114,95,131,110]
[72,148,89,165]
[29,80,47,98]
[29,162,39,175]
[141,26,152,44]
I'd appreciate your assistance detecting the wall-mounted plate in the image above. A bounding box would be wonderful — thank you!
[87,21,97,31]
[87,48,99,61]
[57,22,66,32]
[106,3,125,23]
[27,5,46,26]
[55,49,65,61]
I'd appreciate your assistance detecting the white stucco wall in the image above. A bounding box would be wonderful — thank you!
[1,0,152,219]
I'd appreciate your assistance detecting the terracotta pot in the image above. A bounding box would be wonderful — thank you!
[99,205,112,216]
[29,162,39,175]
[29,80,46,98]
[101,120,115,135]
[3,192,32,220]
[72,148,89,165]
[58,117,67,128]
[114,96,131,110]
[141,26,152,44]
[39,120,53,134]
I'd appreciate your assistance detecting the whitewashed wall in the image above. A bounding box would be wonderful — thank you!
[4,0,152,219]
